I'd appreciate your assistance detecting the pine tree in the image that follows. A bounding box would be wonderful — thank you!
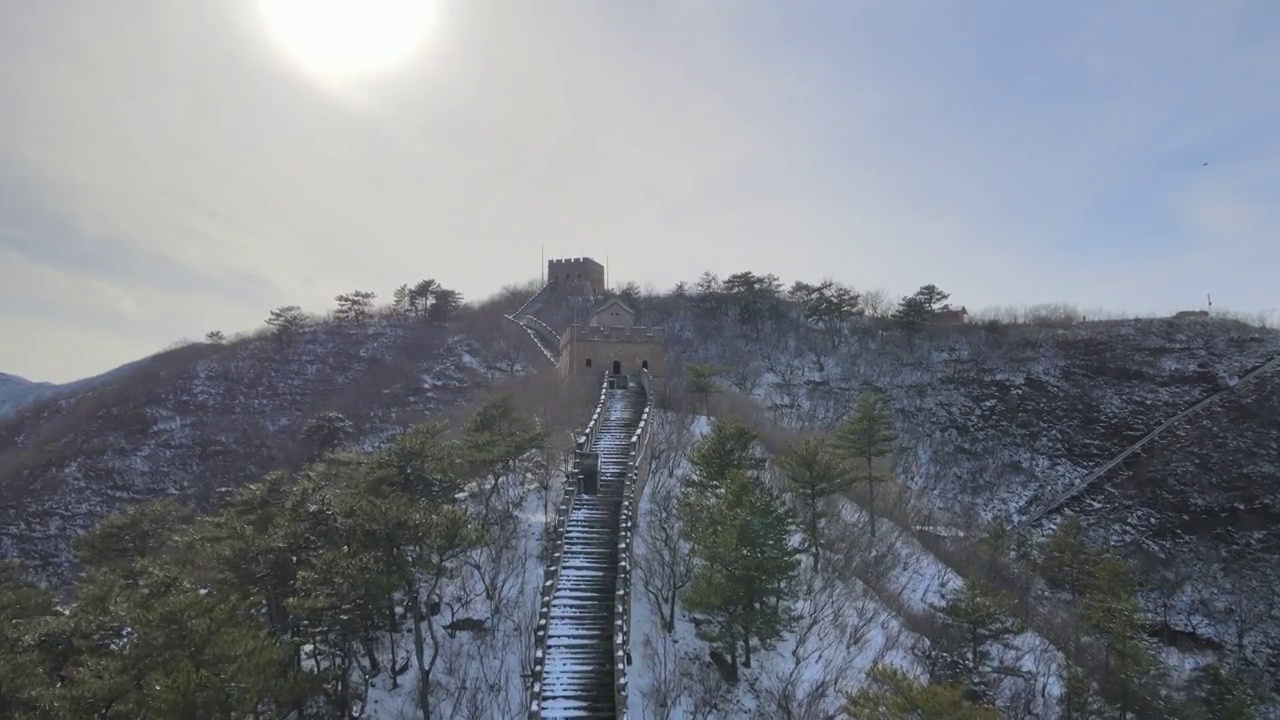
[391,283,411,316]
[833,393,897,538]
[1057,662,1108,720]
[892,295,930,330]
[408,279,439,317]
[73,498,190,581]
[913,284,952,312]
[427,287,462,323]
[721,271,784,338]
[797,280,862,349]
[682,468,799,671]
[301,411,354,460]
[679,421,798,673]
[265,305,308,345]
[1037,516,1096,603]
[1079,552,1164,717]
[204,330,226,344]
[1187,662,1264,720]
[680,418,765,498]
[460,394,544,514]
[333,289,377,323]
[371,421,462,504]
[932,579,1026,702]
[777,437,847,572]
[0,561,56,717]
[845,664,1001,719]
[686,364,721,415]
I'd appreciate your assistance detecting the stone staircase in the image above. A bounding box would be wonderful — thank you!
[538,384,646,719]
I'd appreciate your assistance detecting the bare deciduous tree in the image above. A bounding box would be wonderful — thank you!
[637,479,695,633]
[639,632,688,720]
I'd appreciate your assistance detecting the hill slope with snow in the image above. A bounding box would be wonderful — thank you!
[634,290,1280,691]
[0,307,542,587]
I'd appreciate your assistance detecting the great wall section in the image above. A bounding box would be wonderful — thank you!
[509,258,1280,718]
[510,258,657,719]
[1014,352,1280,533]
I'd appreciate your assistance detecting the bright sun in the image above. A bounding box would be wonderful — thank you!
[259,0,437,79]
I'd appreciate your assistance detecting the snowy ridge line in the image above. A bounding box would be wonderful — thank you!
[612,370,654,719]
[528,375,611,717]
[1014,353,1280,532]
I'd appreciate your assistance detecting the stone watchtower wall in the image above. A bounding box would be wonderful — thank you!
[547,257,606,295]
[559,325,666,378]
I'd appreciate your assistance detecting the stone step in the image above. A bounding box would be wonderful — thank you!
[539,386,646,720]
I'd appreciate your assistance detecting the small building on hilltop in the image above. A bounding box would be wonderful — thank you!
[560,298,665,379]
[547,257,605,296]
[589,298,635,329]
[1172,310,1210,320]
[929,306,969,325]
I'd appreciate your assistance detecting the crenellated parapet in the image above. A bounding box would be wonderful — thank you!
[547,256,605,294]
[559,324,665,349]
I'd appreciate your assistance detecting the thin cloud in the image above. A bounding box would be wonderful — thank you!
[0,0,1276,381]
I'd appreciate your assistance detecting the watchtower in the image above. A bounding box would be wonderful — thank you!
[547,257,605,295]
[559,298,665,378]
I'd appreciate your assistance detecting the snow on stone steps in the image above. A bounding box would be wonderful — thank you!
[538,385,646,719]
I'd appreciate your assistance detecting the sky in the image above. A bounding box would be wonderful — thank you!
[1,0,1277,382]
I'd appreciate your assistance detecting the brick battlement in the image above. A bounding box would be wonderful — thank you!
[547,257,604,270]
[547,256,605,294]
[560,324,665,349]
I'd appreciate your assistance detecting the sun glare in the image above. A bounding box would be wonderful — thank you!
[259,0,436,79]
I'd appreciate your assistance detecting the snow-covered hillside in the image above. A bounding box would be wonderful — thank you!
[0,312,540,587]
[627,411,1066,719]
[5,277,1278,715]
[623,289,1280,703]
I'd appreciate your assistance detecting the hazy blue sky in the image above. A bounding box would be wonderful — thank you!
[1,1,1277,382]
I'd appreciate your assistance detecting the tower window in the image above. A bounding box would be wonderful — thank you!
[585,358,593,368]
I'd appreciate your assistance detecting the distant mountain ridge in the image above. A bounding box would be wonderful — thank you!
[0,373,56,419]
[0,358,153,420]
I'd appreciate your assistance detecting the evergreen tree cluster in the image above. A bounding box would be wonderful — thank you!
[248,278,465,350]
[677,420,801,677]
[390,279,462,324]
[0,397,543,720]
[1037,517,1268,719]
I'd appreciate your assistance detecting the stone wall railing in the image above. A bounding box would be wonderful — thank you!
[527,373,610,717]
[522,315,562,347]
[1014,353,1280,532]
[563,324,665,345]
[505,314,559,368]
[613,369,654,720]
[512,280,556,319]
